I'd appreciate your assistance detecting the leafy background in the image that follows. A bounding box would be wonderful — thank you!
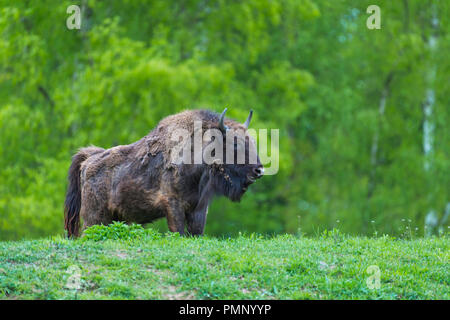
[0,0,448,240]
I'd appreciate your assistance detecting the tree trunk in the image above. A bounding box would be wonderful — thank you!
[368,72,394,200]
[423,3,439,236]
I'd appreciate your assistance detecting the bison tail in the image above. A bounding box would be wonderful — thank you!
[64,147,103,238]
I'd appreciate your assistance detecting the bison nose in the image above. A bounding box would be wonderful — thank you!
[253,166,264,178]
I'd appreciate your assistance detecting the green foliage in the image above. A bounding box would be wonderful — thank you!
[0,234,448,299]
[81,222,161,242]
[0,0,449,239]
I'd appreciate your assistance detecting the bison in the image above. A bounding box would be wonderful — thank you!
[64,108,264,237]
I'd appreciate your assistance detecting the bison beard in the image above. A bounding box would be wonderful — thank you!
[64,109,263,238]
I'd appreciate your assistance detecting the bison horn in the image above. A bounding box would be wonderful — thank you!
[219,108,229,132]
[243,109,253,129]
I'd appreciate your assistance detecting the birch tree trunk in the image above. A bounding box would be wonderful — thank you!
[368,72,394,200]
[423,2,439,236]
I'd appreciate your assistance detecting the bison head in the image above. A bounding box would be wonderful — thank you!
[207,108,264,202]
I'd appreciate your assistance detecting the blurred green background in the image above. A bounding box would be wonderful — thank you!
[0,0,448,240]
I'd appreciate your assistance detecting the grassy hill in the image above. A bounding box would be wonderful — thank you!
[0,223,448,300]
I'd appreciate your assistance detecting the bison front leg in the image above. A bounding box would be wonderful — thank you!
[186,205,208,236]
[166,201,186,235]
[186,174,212,236]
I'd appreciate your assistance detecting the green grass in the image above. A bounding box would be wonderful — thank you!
[0,223,448,300]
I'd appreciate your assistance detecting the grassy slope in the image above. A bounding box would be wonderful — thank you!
[0,229,448,300]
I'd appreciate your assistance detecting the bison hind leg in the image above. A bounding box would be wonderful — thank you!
[80,186,113,233]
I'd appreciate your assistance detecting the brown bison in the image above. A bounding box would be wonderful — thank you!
[64,108,264,237]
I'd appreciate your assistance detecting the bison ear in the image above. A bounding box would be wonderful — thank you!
[243,109,253,129]
[219,108,229,133]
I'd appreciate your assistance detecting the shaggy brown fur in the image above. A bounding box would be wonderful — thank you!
[64,109,263,237]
